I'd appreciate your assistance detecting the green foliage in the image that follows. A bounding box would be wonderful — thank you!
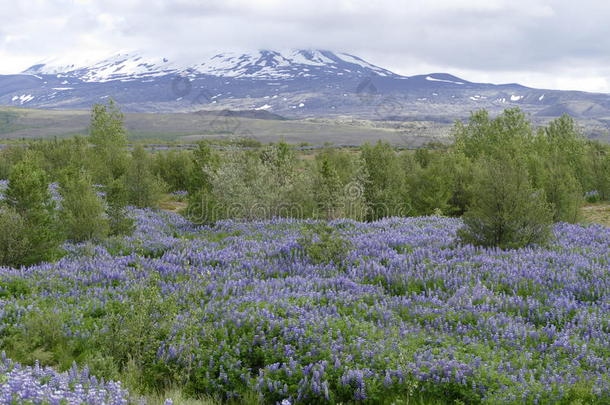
[536,163,582,223]
[0,207,30,267]
[454,110,593,228]
[584,141,610,201]
[151,150,195,192]
[93,282,174,391]
[314,157,343,220]
[528,115,588,222]
[89,98,128,148]
[443,152,475,216]
[125,145,166,208]
[453,108,533,160]
[315,147,359,185]
[312,149,368,221]
[5,154,52,215]
[459,157,554,249]
[29,137,90,179]
[361,141,408,220]
[414,148,432,168]
[58,169,109,242]
[189,142,220,194]
[190,142,311,222]
[106,177,135,236]
[0,145,26,180]
[88,99,129,184]
[5,156,62,265]
[542,115,586,175]
[408,153,455,216]
[298,223,352,267]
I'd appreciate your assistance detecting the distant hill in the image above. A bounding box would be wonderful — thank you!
[1,49,609,139]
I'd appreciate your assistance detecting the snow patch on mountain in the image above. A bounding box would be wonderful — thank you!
[21,49,400,82]
[426,75,464,85]
[11,94,34,104]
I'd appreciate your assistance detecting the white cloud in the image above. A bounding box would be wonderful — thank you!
[1,0,609,92]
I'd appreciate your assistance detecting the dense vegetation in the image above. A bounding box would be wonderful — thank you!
[0,208,608,403]
[1,102,609,263]
[0,101,609,403]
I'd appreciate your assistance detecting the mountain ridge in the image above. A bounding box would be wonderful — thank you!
[1,49,610,140]
[21,50,400,82]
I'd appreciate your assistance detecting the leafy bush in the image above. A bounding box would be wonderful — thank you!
[537,163,582,223]
[88,99,129,184]
[59,169,109,242]
[298,223,352,266]
[0,207,30,267]
[152,150,195,192]
[106,177,135,236]
[459,157,554,249]
[361,141,408,220]
[5,156,62,265]
[125,145,165,208]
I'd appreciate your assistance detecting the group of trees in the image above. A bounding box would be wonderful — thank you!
[0,100,165,266]
[1,103,609,266]
[179,109,609,248]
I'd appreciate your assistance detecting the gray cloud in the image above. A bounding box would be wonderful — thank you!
[1,0,610,92]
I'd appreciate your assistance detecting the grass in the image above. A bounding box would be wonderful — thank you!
[0,106,447,146]
[159,194,188,213]
[141,390,233,405]
[580,203,610,227]
[0,110,27,135]
[141,389,452,405]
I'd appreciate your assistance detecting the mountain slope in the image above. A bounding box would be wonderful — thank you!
[2,49,610,138]
[21,50,399,82]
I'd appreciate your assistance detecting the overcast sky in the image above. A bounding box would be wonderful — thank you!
[2,0,610,92]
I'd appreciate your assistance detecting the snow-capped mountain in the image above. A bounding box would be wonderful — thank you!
[22,50,398,82]
[2,49,610,131]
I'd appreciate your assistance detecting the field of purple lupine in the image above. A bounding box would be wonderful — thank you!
[0,205,609,403]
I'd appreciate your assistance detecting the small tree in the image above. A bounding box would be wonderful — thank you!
[151,150,195,192]
[188,142,219,194]
[89,98,128,148]
[0,207,30,267]
[459,157,553,249]
[585,141,610,200]
[88,99,129,183]
[453,108,533,161]
[125,145,165,208]
[314,158,343,220]
[407,154,453,216]
[106,176,134,236]
[59,169,109,242]
[186,143,221,224]
[361,141,407,220]
[5,157,62,264]
[537,163,582,223]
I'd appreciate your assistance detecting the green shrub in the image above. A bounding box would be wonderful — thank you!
[538,163,582,223]
[0,207,30,267]
[125,145,166,208]
[106,177,135,236]
[0,145,26,180]
[314,158,343,219]
[361,141,408,220]
[151,150,195,192]
[459,157,553,249]
[298,224,352,267]
[5,156,62,265]
[88,99,129,184]
[59,169,109,242]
